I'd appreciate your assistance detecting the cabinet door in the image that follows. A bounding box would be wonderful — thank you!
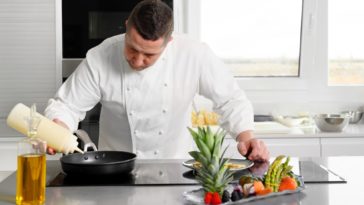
[0,140,18,171]
[321,138,364,156]
[223,138,321,158]
[262,138,321,157]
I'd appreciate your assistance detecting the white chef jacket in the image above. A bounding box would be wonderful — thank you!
[44,33,254,159]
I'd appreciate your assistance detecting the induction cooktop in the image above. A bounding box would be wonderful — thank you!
[47,160,346,187]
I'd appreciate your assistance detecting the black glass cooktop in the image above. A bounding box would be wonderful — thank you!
[47,160,345,187]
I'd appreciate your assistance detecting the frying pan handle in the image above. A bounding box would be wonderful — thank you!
[74,129,98,152]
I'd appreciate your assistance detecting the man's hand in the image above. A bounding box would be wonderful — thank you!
[53,118,69,130]
[236,131,269,162]
[47,118,70,155]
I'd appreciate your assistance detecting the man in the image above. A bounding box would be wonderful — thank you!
[45,0,269,161]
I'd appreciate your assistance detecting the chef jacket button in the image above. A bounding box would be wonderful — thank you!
[164,83,168,87]
[162,109,167,113]
[129,111,133,116]
[126,87,131,91]
[158,130,163,135]
[134,130,138,135]
[154,150,159,155]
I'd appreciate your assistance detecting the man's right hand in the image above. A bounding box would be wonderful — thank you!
[47,118,70,155]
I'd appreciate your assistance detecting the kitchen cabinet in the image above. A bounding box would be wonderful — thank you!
[2,133,364,171]
[224,137,321,158]
[321,137,364,156]
[0,139,18,171]
[260,138,321,157]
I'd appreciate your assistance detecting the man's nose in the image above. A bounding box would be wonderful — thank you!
[133,53,144,67]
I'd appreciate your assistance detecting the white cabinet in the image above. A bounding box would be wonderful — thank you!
[260,138,321,157]
[321,137,364,156]
[223,137,321,158]
[221,136,364,158]
[0,139,19,171]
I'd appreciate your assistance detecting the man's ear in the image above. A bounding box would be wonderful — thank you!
[168,36,173,43]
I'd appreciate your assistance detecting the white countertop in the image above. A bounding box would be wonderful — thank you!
[1,157,364,205]
[0,172,11,184]
[255,122,364,138]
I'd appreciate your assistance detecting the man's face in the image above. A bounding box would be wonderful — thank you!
[124,26,168,71]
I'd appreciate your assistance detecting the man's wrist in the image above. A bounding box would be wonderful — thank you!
[236,130,254,142]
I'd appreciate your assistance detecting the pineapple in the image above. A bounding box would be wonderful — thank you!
[188,126,234,196]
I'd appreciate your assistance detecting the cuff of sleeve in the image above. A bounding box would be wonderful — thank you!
[44,99,80,132]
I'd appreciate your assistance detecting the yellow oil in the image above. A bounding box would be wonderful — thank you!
[16,153,46,205]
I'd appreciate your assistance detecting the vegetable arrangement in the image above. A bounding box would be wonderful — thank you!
[213,155,300,204]
[238,155,299,200]
[187,126,301,204]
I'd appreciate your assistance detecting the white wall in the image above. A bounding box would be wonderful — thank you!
[0,0,60,137]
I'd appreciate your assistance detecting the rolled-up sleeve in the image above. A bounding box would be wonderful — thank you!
[198,44,254,139]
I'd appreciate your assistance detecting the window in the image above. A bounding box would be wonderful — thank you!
[199,0,303,77]
[180,0,364,113]
[328,0,364,85]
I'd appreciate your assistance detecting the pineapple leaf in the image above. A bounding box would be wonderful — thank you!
[220,158,230,168]
[212,133,223,158]
[219,146,229,164]
[188,151,201,161]
[197,127,205,141]
[197,138,212,160]
[187,127,200,144]
[219,129,227,146]
[205,126,215,150]
[189,151,209,168]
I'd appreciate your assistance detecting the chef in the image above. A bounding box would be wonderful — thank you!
[45,0,269,161]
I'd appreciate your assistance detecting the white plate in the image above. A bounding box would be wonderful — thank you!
[182,159,254,172]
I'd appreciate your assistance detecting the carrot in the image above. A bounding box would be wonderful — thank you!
[278,177,297,191]
[256,187,273,196]
[253,180,265,193]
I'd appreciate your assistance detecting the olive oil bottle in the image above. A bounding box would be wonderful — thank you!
[16,104,46,205]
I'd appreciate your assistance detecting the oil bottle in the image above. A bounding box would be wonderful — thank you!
[16,104,46,205]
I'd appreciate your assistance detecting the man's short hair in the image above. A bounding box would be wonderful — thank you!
[126,0,173,41]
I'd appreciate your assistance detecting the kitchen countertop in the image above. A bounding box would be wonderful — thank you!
[1,124,364,141]
[255,123,364,138]
[0,157,363,205]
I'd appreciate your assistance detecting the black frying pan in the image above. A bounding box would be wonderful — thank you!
[60,130,136,176]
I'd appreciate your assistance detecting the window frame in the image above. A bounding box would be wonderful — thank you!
[183,0,311,91]
[176,0,364,113]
